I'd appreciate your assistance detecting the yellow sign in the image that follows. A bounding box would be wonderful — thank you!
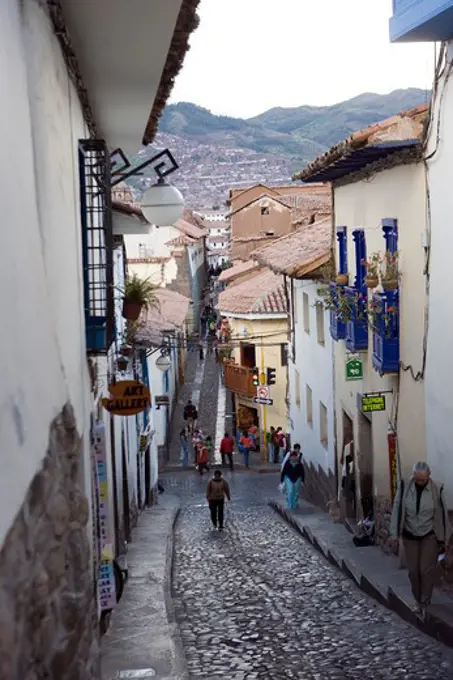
[361,395,386,413]
[102,380,151,416]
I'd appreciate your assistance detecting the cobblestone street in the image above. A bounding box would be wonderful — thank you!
[163,473,453,680]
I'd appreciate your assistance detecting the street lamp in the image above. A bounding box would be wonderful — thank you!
[155,354,172,372]
[141,179,184,227]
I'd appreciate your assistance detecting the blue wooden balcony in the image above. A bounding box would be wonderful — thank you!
[372,291,400,376]
[329,282,346,341]
[345,287,368,352]
[390,0,453,42]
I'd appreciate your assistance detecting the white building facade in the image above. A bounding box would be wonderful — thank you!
[0,0,198,676]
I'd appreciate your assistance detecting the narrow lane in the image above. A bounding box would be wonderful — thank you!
[166,473,453,680]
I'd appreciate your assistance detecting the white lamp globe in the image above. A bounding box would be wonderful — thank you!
[141,179,184,226]
[155,355,172,372]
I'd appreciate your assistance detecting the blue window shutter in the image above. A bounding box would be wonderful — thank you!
[336,226,347,274]
[382,218,398,254]
[352,229,367,289]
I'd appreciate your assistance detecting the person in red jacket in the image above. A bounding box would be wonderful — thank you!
[220,432,235,470]
[196,442,209,476]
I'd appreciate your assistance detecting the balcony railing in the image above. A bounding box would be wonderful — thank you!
[224,363,256,398]
[329,282,346,341]
[345,287,368,352]
[372,290,400,376]
[390,0,453,42]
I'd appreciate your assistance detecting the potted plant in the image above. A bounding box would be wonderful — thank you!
[336,273,349,286]
[217,345,233,363]
[363,252,382,288]
[120,343,133,357]
[122,274,159,321]
[337,289,354,322]
[117,355,128,372]
[380,251,399,291]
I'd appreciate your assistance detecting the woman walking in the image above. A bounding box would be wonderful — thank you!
[280,450,305,510]
[239,430,254,469]
[390,461,450,619]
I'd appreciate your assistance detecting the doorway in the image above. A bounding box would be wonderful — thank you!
[341,410,355,520]
[357,412,374,518]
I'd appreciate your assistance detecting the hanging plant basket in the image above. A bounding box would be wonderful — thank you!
[120,344,133,357]
[382,279,398,291]
[117,356,128,372]
[336,273,349,286]
[122,298,143,321]
[365,274,379,289]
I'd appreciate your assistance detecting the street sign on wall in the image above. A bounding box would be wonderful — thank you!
[361,394,386,413]
[346,357,363,381]
[254,397,273,406]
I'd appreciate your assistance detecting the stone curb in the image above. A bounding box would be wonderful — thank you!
[163,501,190,680]
[269,499,453,649]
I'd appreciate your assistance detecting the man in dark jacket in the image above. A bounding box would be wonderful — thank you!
[206,470,231,531]
[280,450,305,510]
[183,400,198,434]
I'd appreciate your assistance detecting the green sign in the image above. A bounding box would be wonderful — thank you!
[361,395,386,413]
[346,357,363,381]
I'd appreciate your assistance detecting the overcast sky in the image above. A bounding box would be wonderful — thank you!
[169,0,435,118]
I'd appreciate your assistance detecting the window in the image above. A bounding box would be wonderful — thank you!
[240,342,256,368]
[261,206,270,215]
[280,343,288,366]
[306,385,313,426]
[295,370,301,409]
[138,243,154,259]
[316,302,325,345]
[303,292,310,334]
[320,402,328,448]
[78,139,114,353]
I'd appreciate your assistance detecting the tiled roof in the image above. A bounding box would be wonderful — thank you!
[142,0,201,144]
[174,218,206,240]
[112,200,147,223]
[294,104,428,182]
[252,218,332,279]
[231,233,275,243]
[218,260,261,283]
[228,193,291,218]
[217,269,287,315]
[166,234,196,247]
[127,256,170,265]
[135,288,191,347]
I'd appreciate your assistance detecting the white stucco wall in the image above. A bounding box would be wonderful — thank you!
[425,44,453,507]
[334,162,427,499]
[289,281,335,473]
[0,0,94,544]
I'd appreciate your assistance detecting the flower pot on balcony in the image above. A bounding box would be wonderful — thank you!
[120,344,133,357]
[336,273,349,286]
[382,279,398,291]
[365,274,379,288]
[122,298,143,321]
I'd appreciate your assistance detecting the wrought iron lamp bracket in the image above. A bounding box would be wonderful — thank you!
[110,147,179,187]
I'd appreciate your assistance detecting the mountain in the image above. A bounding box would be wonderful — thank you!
[127,89,429,209]
[159,89,429,161]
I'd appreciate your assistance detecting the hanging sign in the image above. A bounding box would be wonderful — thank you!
[346,357,363,381]
[92,422,116,612]
[102,380,151,416]
[361,394,386,413]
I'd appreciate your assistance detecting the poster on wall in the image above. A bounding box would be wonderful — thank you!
[388,432,398,503]
[93,421,117,612]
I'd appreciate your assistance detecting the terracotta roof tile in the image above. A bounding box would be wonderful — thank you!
[112,200,147,223]
[174,218,206,240]
[135,288,191,347]
[166,234,196,247]
[252,218,332,279]
[218,260,261,283]
[294,104,428,181]
[217,270,287,315]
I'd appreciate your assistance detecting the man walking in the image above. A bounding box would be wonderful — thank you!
[206,470,231,531]
[183,399,198,434]
[220,432,235,470]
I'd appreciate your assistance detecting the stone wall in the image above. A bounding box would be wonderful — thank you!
[0,403,99,679]
[374,495,395,555]
[302,461,336,512]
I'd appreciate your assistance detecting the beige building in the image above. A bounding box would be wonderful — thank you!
[217,269,289,453]
[295,105,428,548]
[228,183,331,261]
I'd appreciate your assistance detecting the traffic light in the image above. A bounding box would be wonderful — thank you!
[252,367,260,386]
[267,367,276,386]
